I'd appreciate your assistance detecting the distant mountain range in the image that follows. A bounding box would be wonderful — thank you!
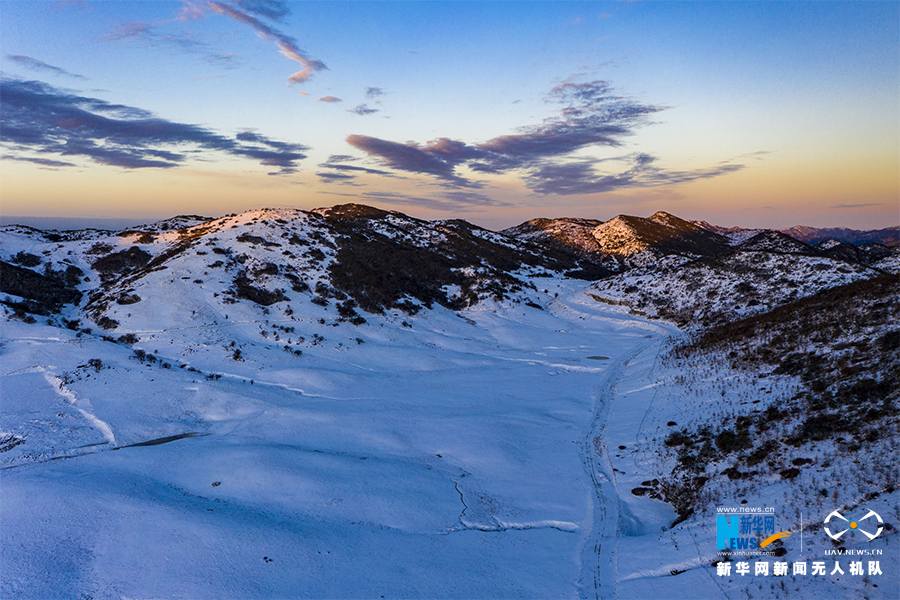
[689,220,899,247]
[1,204,896,334]
[503,211,897,271]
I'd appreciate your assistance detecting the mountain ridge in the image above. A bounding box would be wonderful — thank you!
[3,204,897,335]
[2,203,897,599]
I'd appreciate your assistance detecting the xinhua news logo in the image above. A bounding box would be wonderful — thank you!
[716,509,791,555]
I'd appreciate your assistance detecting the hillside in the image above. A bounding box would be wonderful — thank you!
[585,248,885,327]
[660,274,899,519]
[1,205,896,600]
[1,205,608,338]
[503,211,731,270]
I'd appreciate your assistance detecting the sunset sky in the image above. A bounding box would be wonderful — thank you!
[1,1,897,231]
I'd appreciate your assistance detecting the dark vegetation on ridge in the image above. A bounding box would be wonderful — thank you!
[623,212,732,257]
[0,259,83,317]
[322,204,610,314]
[652,274,900,522]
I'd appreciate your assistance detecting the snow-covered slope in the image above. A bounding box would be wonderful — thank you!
[0,263,668,599]
[586,250,880,327]
[2,206,896,600]
[584,275,898,600]
[501,217,604,254]
[505,212,733,270]
[0,205,610,338]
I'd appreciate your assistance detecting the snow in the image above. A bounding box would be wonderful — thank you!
[874,253,900,274]
[595,329,898,600]
[586,251,878,326]
[725,229,765,245]
[591,217,651,257]
[1,211,896,599]
[1,276,668,599]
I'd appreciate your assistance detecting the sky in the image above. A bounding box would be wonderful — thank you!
[1,0,898,231]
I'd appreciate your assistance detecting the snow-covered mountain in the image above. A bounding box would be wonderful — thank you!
[1,204,609,338]
[779,225,899,247]
[2,205,896,600]
[691,220,899,248]
[503,211,730,270]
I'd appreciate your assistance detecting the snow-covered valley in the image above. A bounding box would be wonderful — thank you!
[1,277,671,598]
[1,207,896,599]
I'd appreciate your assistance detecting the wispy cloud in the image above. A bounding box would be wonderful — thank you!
[317,96,342,103]
[2,154,78,168]
[0,78,307,174]
[829,203,884,209]
[103,21,160,42]
[102,2,320,82]
[6,55,87,80]
[345,80,745,195]
[346,135,479,187]
[524,153,744,195]
[348,103,379,116]
[315,154,397,183]
[234,0,291,22]
[316,171,361,184]
[365,87,384,98]
[208,1,326,84]
[205,52,243,69]
[101,19,238,68]
[354,190,510,212]
[178,2,207,21]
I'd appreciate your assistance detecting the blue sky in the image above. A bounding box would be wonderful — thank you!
[1,1,897,230]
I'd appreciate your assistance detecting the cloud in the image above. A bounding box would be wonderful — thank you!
[178,2,207,21]
[0,77,308,174]
[234,0,290,21]
[347,103,379,116]
[101,19,241,69]
[205,52,242,68]
[524,153,744,195]
[317,95,342,103]
[208,1,327,84]
[353,190,507,212]
[107,2,321,82]
[344,81,745,195]
[103,21,158,42]
[346,81,657,185]
[5,55,87,80]
[346,135,479,187]
[316,171,359,183]
[829,203,884,209]
[365,87,385,98]
[2,154,78,168]
[315,154,400,184]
